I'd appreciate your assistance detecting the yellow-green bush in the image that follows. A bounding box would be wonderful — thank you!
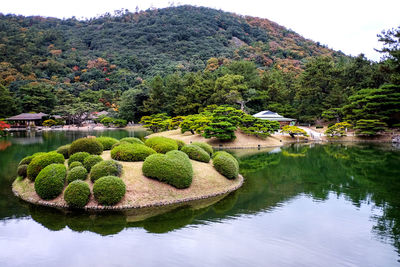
[63,180,91,208]
[69,137,104,155]
[56,144,70,159]
[83,155,103,171]
[90,160,122,182]
[96,137,119,150]
[27,152,65,181]
[34,164,66,199]
[192,142,213,156]
[212,151,239,179]
[144,136,178,154]
[93,176,126,205]
[181,144,210,163]
[68,152,90,166]
[111,143,156,161]
[119,137,144,145]
[66,166,88,183]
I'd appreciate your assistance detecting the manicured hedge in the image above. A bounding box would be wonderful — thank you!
[144,136,178,154]
[69,137,104,155]
[192,142,213,156]
[93,176,126,205]
[56,144,70,159]
[83,155,103,171]
[181,144,210,163]
[142,150,193,189]
[18,152,46,167]
[111,143,156,162]
[96,137,119,150]
[175,139,185,150]
[90,160,122,182]
[212,151,239,179]
[67,166,88,183]
[27,152,65,181]
[17,164,28,178]
[68,152,90,166]
[119,137,144,145]
[63,180,91,208]
[69,161,83,170]
[34,164,66,200]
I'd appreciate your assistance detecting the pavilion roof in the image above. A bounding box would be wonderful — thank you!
[6,113,48,121]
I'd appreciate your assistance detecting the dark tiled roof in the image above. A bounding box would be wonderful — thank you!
[6,113,48,121]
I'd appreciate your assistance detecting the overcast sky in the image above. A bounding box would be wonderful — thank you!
[1,0,399,61]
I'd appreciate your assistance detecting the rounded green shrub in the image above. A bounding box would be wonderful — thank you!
[145,136,178,154]
[63,180,91,208]
[212,151,239,179]
[27,152,65,181]
[181,144,210,163]
[83,155,103,171]
[69,161,83,170]
[142,150,193,189]
[17,164,28,178]
[67,166,88,183]
[96,137,119,150]
[69,137,104,155]
[18,152,46,167]
[111,143,156,162]
[56,144,71,159]
[192,142,213,156]
[90,160,122,182]
[111,141,130,149]
[34,164,66,200]
[68,152,90,166]
[119,137,144,145]
[175,139,185,150]
[93,176,126,205]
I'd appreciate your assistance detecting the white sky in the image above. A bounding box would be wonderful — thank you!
[1,0,399,61]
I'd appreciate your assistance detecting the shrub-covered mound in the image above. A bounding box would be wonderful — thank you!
[69,161,83,170]
[145,136,178,154]
[69,137,104,155]
[67,166,88,183]
[34,164,66,200]
[96,137,119,150]
[56,144,70,159]
[83,155,103,171]
[119,137,144,145]
[63,180,91,208]
[192,142,213,156]
[17,164,28,178]
[181,144,210,163]
[212,151,239,180]
[27,152,65,181]
[68,152,90,166]
[142,150,193,189]
[90,160,122,182]
[175,139,185,150]
[93,176,126,205]
[111,143,156,162]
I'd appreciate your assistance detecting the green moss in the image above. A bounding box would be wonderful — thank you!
[68,152,90,166]
[34,164,66,200]
[68,161,83,170]
[63,180,91,208]
[119,137,144,145]
[181,144,210,163]
[192,142,213,156]
[111,143,156,161]
[56,144,71,159]
[212,151,239,179]
[66,166,88,183]
[90,160,122,182]
[142,150,193,189]
[17,164,28,178]
[96,137,119,150]
[27,152,65,181]
[69,137,104,155]
[93,176,126,205]
[145,136,178,154]
[83,155,103,171]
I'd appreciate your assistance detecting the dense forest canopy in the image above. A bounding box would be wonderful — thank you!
[0,5,399,127]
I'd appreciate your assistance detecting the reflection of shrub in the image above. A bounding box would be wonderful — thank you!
[67,166,88,183]
[69,137,103,155]
[192,142,213,156]
[212,151,239,179]
[34,164,66,199]
[68,152,90,166]
[56,144,70,159]
[145,136,178,153]
[90,213,126,236]
[29,205,66,231]
[64,180,91,208]
[143,207,194,234]
[69,161,83,170]
[181,144,210,162]
[119,137,144,145]
[93,176,126,205]
[111,143,156,161]
[90,160,122,182]
[142,150,193,189]
[27,152,65,181]
[17,164,28,177]
[83,155,103,171]
[96,137,119,150]
[66,213,92,232]
[213,191,238,213]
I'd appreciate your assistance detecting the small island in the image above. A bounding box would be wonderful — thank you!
[12,136,243,210]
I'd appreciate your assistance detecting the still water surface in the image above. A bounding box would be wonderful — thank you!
[0,130,399,266]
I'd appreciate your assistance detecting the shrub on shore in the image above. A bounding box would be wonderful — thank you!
[90,160,122,182]
[18,152,46,167]
[144,136,178,154]
[63,180,91,208]
[83,155,103,171]
[17,164,28,178]
[96,137,119,150]
[181,144,210,163]
[175,139,185,150]
[69,137,103,155]
[191,142,213,156]
[119,137,144,145]
[27,152,65,181]
[34,164,66,200]
[68,152,90,166]
[66,166,88,183]
[93,176,126,205]
[212,151,239,179]
[111,143,156,161]
[56,144,71,159]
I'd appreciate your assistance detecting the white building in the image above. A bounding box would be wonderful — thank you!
[253,110,296,126]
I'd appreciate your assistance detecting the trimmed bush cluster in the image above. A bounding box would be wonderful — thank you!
[34,164,66,200]
[90,160,122,182]
[27,152,65,181]
[119,137,144,145]
[192,142,213,156]
[83,155,103,171]
[212,151,239,179]
[144,136,178,154]
[142,150,193,189]
[67,166,88,183]
[69,137,103,155]
[111,143,156,162]
[175,139,185,150]
[69,161,83,170]
[56,144,70,159]
[18,152,46,166]
[93,176,126,205]
[68,152,90,166]
[181,144,210,163]
[17,164,28,177]
[96,137,119,150]
[63,180,91,208]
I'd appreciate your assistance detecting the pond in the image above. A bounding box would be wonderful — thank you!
[0,130,400,266]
